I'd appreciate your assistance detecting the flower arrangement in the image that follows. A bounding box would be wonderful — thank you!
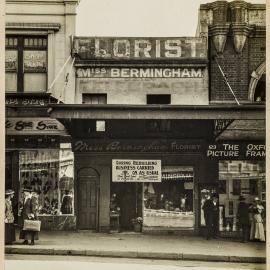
[131,217,143,225]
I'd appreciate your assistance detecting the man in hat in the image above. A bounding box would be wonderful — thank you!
[19,188,39,245]
[5,189,15,244]
[237,195,250,242]
[202,193,219,240]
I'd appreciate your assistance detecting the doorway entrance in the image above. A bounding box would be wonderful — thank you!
[77,167,99,230]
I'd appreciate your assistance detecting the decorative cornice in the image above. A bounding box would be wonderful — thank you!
[209,23,230,54]
[231,23,253,53]
[5,22,61,31]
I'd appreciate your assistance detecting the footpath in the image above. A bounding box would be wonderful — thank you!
[5,230,266,263]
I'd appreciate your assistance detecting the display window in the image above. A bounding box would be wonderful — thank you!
[218,160,265,232]
[143,166,194,229]
[18,144,74,216]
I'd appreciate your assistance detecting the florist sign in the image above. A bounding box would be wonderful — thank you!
[112,159,161,182]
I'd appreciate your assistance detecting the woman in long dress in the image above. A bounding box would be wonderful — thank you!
[5,189,15,244]
[249,197,265,242]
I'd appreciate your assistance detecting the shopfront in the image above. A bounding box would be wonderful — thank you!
[201,141,266,237]
[5,110,76,230]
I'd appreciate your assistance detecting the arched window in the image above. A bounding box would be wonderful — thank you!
[248,61,266,102]
[254,74,265,102]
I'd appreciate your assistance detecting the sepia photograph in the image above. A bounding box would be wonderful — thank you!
[3,0,267,269]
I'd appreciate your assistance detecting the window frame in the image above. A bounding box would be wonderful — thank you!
[5,35,48,93]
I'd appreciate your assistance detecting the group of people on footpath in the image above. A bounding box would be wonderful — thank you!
[203,193,265,242]
[5,188,40,245]
[5,188,266,245]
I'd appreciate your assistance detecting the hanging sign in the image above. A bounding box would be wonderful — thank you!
[112,159,161,182]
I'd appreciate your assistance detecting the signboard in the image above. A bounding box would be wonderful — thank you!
[5,50,17,71]
[76,67,204,78]
[6,118,66,135]
[6,97,49,106]
[206,143,265,159]
[112,159,161,182]
[73,37,207,60]
[73,139,202,153]
[24,51,47,72]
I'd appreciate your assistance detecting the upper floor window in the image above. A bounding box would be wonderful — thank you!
[5,36,47,93]
[147,94,171,105]
[82,93,107,104]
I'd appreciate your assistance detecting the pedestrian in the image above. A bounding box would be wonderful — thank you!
[5,189,16,245]
[202,193,219,240]
[61,190,73,214]
[237,195,250,243]
[249,197,265,242]
[19,188,40,245]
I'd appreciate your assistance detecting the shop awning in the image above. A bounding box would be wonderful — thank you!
[48,104,265,120]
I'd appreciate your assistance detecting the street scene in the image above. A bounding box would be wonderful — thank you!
[4,0,266,269]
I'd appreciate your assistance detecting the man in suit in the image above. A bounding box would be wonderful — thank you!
[19,188,39,245]
[202,193,219,240]
[237,195,250,242]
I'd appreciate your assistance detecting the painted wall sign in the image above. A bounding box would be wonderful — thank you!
[23,51,47,72]
[6,118,66,135]
[5,50,17,71]
[73,37,207,60]
[112,159,161,182]
[76,67,204,78]
[73,139,202,153]
[5,97,48,106]
[206,143,265,159]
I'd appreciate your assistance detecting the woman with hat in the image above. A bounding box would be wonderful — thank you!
[249,197,265,242]
[19,188,39,245]
[5,189,15,244]
[237,195,250,243]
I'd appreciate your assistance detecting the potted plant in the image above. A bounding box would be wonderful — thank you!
[131,217,143,232]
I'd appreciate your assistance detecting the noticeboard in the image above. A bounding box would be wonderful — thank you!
[112,159,161,182]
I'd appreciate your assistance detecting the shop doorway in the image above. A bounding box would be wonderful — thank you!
[111,183,139,230]
[77,167,99,230]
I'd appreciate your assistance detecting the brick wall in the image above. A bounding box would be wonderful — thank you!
[210,35,265,103]
[248,37,266,75]
[210,35,248,102]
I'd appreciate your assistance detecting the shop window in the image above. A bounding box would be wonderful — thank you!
[143,166,194,228]
[5,35,47,92]
[218,180,226,194]
[218,160,265,233]
[147,94,171,104]
[18,146,74,216]
[232,179,241,195]
[82,94,107,104]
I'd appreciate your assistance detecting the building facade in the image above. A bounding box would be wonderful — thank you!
[5,0,79,230]
[6,0,266,236]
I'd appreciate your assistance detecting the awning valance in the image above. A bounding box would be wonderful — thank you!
[47,104,265,120]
